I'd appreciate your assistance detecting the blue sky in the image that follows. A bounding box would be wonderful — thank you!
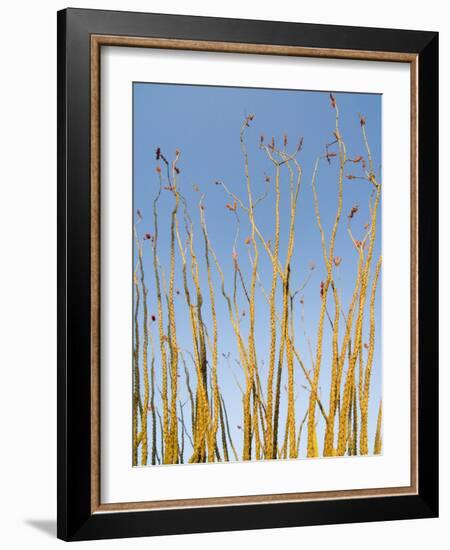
[133,81,382,462]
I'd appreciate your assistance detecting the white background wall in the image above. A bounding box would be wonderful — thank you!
[0,1,446,548]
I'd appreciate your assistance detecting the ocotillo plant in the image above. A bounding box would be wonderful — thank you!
[132,93,382,465]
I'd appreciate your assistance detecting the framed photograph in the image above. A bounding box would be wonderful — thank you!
[57,8,438,541]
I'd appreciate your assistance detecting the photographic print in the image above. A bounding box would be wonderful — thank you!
[132,83,382,466]
[58,11,438,539]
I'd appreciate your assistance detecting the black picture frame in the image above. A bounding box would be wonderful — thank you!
[57,7,438,541]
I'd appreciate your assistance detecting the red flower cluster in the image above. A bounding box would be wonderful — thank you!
[326,151,337,164]
[348,205,359,219]
[244,114,255,127]
[350,155,364,163]
[330,93,336,109]
[155,147,168,165]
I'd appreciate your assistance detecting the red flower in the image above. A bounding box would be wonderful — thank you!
[346,174,356,180]
[326,151,337,164]
[348,205,359,219]
[156,147,161,160]
[144,232,152,240]
[351,155,363,163]
[156,166,161,174]
[174,166,180,175]
[320,281,325,297]
[283,134,288,147]
[151,315,156,322]
[359,113,366,126]
[333,256,342,267]
[330,93,336,108]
